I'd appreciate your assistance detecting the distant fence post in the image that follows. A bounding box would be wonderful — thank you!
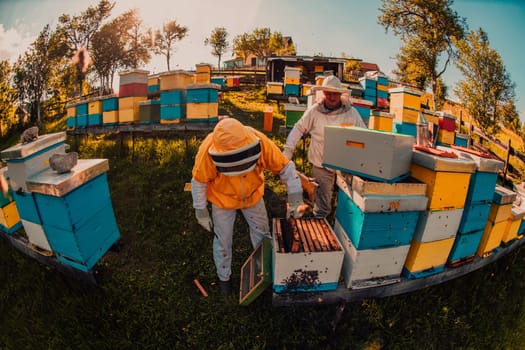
[503,139,511,182]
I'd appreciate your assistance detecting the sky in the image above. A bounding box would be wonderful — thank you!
[0,0,524,120]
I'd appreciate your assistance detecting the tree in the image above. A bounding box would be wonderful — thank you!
[204,27,229,70]
[91,9,151,93]
[378,0,466,109]
[13,25,58,124]
[453,28,517,134]
[232,28,295,66]
[153,20,188,71]
[0,60,17,134]
[56,0,115,54]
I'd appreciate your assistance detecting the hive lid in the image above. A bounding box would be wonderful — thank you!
[412,148,477,173]
[0,132,66,161]
[26,158,109,196]
[437,146,504,173]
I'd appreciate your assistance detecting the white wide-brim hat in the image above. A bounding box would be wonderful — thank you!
[311,75,348,94]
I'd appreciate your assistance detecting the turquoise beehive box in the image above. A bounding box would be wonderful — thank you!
[26,159,120,272]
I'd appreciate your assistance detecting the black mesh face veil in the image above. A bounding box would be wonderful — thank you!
[209,139,261,176]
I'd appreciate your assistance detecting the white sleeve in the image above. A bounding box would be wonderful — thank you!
[191,178,208,209]
[278,162,303,194]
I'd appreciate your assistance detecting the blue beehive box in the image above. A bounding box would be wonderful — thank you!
[335,173,427,250]
[76,103,88,116]
[448,229,485,263]
[160,90,185,105]
[284,84,300,96]
[102,96,119,111]
[186,83,219,103]
[67,117,76,128]
[88,114,102,126]
[26,159,120,272]
[459,201,491,233]
[160,105,184,121]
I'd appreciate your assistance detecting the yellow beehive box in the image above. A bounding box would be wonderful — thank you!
[284,77,300,85]
[88,99,102,115]
[195,63,211,74]
[186,102,218,120]
[66,105,76,118]
[159,70,194,91]
[118,96,146,110]
[389,86,423,110]
[404,237,455,273]
[377,84,389,92]
[103,110,119,124]
[502,218,521,244]
[147,75,159,88]
[119,108,139,123]
[437,129,455,145]
[389,106,420,124]
[421,109,440,125]
[477,220,507,257]
[314,65,324,73]
[488,202,513,223]
[410,163,471,210]
[301,84,315,96]
[0,201,21,229]
[369,111,394,132]
[502,206,525,244]
[267,82,283,94]
[194,72,211,84]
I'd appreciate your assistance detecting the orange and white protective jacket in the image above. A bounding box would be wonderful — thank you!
[191,127,302,210]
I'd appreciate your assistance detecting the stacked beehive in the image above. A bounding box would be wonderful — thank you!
[404,149,476,278]
[75,102,89,128]
[147,74,160,95]
[26,159,120,272]
[118,69,149,124]
[211,76,226,89]
[1,132,67,253]
[1,131,121,272]
[185,83,220,123]
[225,76,240,89]
[442,146,503,265]
[322,126,424,288]
[87,97,103,127]
[66,103,77,129]
[158,70,194,123]
[350,97,373,127]
[0,167,21,234]
[333,173,427,288]
[283,66,301,96]
[374,72,389,109]
[477,186,516,257]
[359,76,377,107]
[101,95,119,126]
[389,86,423,138]
[436,111,457,146]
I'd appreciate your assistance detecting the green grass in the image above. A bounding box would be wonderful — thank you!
[2,88,525,349]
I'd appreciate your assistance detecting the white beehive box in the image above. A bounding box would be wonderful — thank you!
[21,218,52,252]
[413,208,464,242]
[0,132,67,192]
[333,219,409,289]
[272,218,344,293]
[323,126,414,182]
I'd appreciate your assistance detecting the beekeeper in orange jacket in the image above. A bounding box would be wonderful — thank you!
[191,118,305,294]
